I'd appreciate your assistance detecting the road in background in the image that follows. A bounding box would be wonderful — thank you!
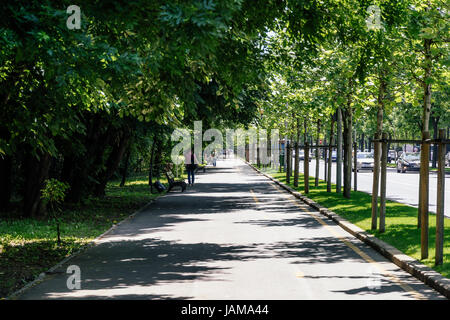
[296,159,450,217]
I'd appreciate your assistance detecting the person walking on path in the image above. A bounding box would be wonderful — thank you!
[184,149,198,186]
[212,151,217,167]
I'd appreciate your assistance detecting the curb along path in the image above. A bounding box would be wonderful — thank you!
[7,199,159,300]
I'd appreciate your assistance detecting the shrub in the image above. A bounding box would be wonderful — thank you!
[40,179,70,245]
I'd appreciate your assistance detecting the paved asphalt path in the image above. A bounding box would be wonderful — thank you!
[297,158,450,217]
[17,159,445,299]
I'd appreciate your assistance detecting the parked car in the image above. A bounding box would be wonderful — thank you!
[396,152,421,173]
[298,150,305,160]
[387,150,397,163]
[331,150,337,162]
[353,152,374,172]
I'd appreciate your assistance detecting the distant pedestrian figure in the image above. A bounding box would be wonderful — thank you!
[212,151,217,167]
[184,149,198,186]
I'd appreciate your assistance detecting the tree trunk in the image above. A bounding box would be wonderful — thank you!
[304,118,308,144]
[336,108,343,193]
[431,117,438,168]
[371,91,384,229]
[290,133,294,177]
[303,118,309,193]
[435,129,445,265]
[94,128,132,197]
[387,132,392,155]
[0,155,12,212]
[286,141,291,184]
[327,119,335,192]
[294,118,300,187]
[56,221,61,246]
[149,137,156,193]
[315,119,320,187]
[419,131,430,258]
[120,147,132,187]
[353,142,357,191]
[418,37,432,232]
[65,113,111,202]
[23,151,51,217]
[304,142,310,194]
[343,104,353,199]
[379,132,388,233]
[153,137,164,178]
[323,137,327,182]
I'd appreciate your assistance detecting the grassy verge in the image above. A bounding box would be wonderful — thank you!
[430,167,450,173]
[0,173,170,298]
[255,165,450,278]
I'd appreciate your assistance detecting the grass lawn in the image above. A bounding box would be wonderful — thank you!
[255,165,450,279]
[0,172,172,298]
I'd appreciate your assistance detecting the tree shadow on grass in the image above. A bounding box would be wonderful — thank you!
[373,224,450,278]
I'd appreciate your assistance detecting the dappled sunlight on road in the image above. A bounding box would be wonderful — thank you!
[18,159,445,300]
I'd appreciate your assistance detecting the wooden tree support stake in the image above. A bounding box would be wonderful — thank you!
[294,142,299,187]
[336,108,342,194]
[371,132,380,231]
[327,120,334,193]
[435,129,445,266]
[353,142,357,191]
[420,131,430,260]
[304,142,310,194]
[286,141,291,185]
[379,132,388,233]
